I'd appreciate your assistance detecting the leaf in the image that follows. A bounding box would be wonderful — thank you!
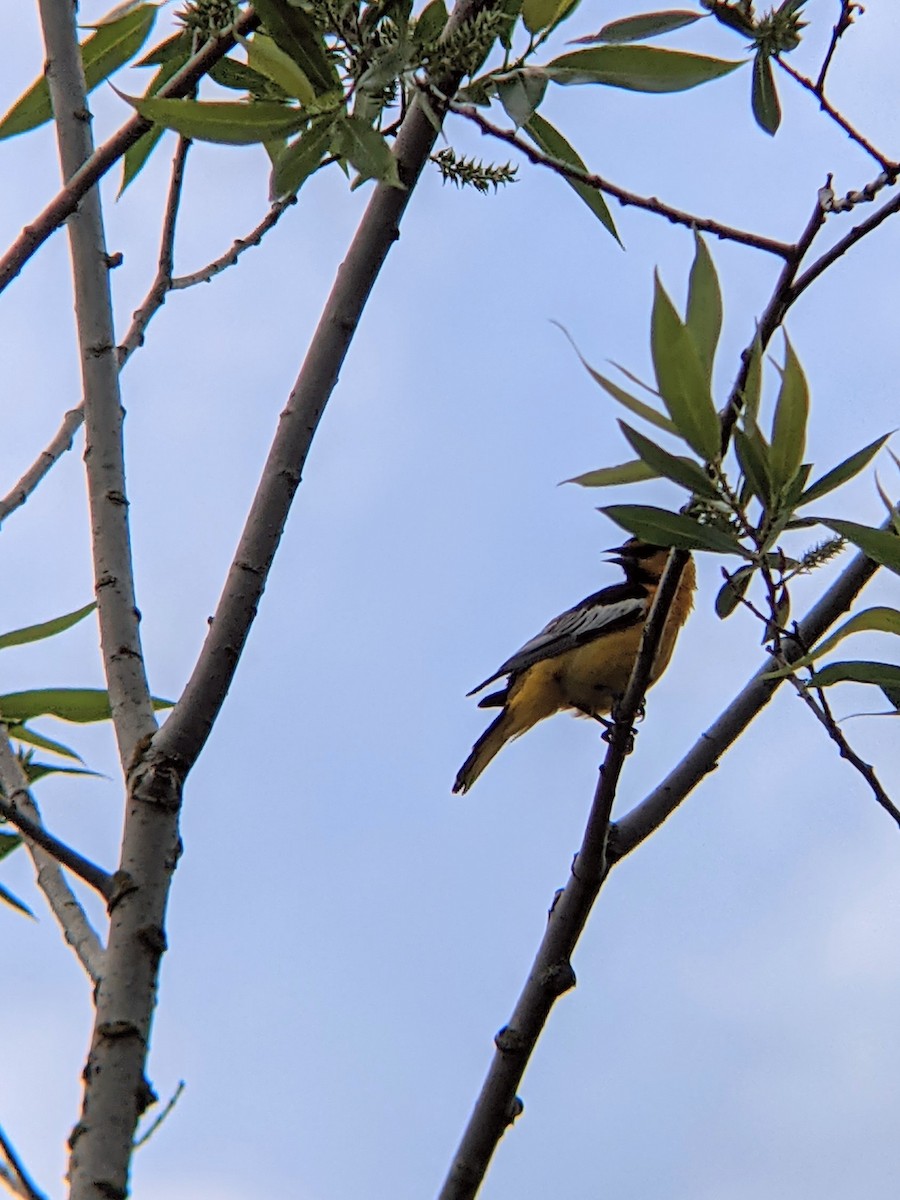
[769,333,809,497]
[523,114,619,241]
[734,422,772,507]
[496,69,547,129]
[751,52,780,135]
[0,603,96,651]
[208,58,283,95]
[0,882,34,920]
[413,0,449,44]
[250,0,337,95]
[815,520,900,576]
[572,10,702,43]
[0,4,157,140]
[7,724,84,762]
[120,52,189,194]
[545,45,742,92]
[565,460,657,487]
[136,29,191,66]
[522,0,572,34]
[798,435,890,507]
[619,421,719,497]
[0,689,173,724]
[125,95,306,143]
[245,32,316,104]
[715,564,754,618]
[270,116,335,197]
[740,334,763,425]
[25,762,104,784]
[0,834,22,863]
[767,607,900,675]
[685,232,722,384]
[810,660,900,692]
[335,116,403,188]
[650,274,720,461]
[601,505,749,553]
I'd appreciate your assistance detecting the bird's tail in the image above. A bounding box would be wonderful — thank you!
[453,701,543,794]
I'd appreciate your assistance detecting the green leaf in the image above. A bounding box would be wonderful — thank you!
[769,333,809,497]
[619,421,719,497]
[551,323,675,431]
[798,435,891,507]
[650,274,720,461]
[734,422,772,507]
[496,69,547,129]
[0,834,22,863]
[270,116,335,197]
[0,689,173,724]
[335,116,402,188]
[245,32,316,104]
[524,114,619,241]
[0,4,157,140]
[251,0,337,95]
[136,29,192,67]
[572,10,702,43]
[120,52,189,194]
[25,762,103,784]
[685,232,722,384]
[565,460,657,487]
[751,51,780,135]
[815,520,900,576]
[0,603,96,651]
[545,45,742,92]
[7,724,84,762]
[0,882,33,920]
[810,660,900,692]
[208,58,283,95]
[601,505,749,553]
[715,564,754,618]
[740,334,763,425]
[125,95,306,143]
[413,0,449,43]
[767,607,900,675]
[522,0,572,34]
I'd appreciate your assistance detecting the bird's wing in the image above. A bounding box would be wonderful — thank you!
[467,584,648,696]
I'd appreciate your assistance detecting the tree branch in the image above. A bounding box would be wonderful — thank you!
[0,406,84,525]
[0,1125,47,1200]
[787,188,900,304]
[169,196,296,290]
[816,0,858,93]
[446,100,795,258]
[0,735,104,982]
[0,9,260,297]
[0,790,114,900]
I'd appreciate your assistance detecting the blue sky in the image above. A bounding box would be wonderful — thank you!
[2,2,900,1198]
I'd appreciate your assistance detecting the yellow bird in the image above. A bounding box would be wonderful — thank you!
[453,540,696,793]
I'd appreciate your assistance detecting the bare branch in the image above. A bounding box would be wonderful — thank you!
[446,100,795,258]
[816,0,863,95]
[117,136,192,369]
[0,407,84,525]
[0,790,114,900]
[39,0,157,764]
[788,188,900,303]
[0,735,104,981]
[170,196,296,291]
[0,1125,47,1200]
[0,10,261,297]
[133,1081,185,1149]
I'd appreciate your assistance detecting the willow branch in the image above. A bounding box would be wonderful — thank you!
[0,735,104,981]
[0,407,84,525]
[170,195,296,290]
[816,0,856,93]
[447,101,794,258]
[787,189,900,304]
[0,9,260,296]
[0,1126,47,1200]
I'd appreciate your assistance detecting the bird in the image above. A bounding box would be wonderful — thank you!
[452,540,696,793]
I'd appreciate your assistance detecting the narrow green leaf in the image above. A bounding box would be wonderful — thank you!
[571,10,702,43]
[564,460,657,487]
[815,519,900,576]
[798,437,890,506]
[601,505,749,554]
[136,29,191,67]
[734,422,772,506]
[251,0,337,94]
[751,51,780,135]
[496,68,547,129]
[0,603,95,651]
[126,95,306,143]
[619,421,719,497]
[270,116,335,197]
[413,0,449,43]
[685,232,722,384]
[769,333,809,496]
[740,334,763,425]
[524,113,619,241]
[0,689,173,724]
[7,724,84,762]
[208,58,283,95]
[767,607,900,675]
[245,32,316,104]
[25,762,103,784]
[120,52,189,194]
[810,660,900,692]
[0,4,157,140]
[0,882,34,919]
[335,116,403,188]
[545,45,742,92]
[715,564,754,618]
[0,834,22,863]
[650,274,720,460]
[522,0,571,34]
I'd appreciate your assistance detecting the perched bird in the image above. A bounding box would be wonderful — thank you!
[453,540,696,793]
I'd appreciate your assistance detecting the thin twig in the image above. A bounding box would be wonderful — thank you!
[170,196,296,290]
[0,9,260,296]
[791,676,900,826]
[816,0,859,95]
[437,551,692,1200]
[447,100,795,258]
[776,55,898,174]
[118,136,192,368]
[788,188,900,304]
[0,1125,47,1200]
[0,735,104,980]
[0,407,84,525]
[0,792,114,899]
[133,1081,185,1149]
